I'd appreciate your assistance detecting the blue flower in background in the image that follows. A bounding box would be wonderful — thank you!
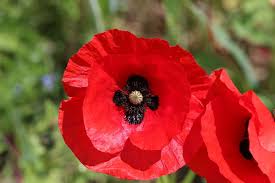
[41,74,56,91]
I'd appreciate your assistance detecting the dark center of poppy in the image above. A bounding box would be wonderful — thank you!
[239,120,254,160]
[113,75,159,125]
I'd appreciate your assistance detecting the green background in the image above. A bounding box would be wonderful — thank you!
[0,0,275,182]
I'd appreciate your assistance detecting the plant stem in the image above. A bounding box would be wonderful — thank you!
[181,169,196,183]
[89,0,105,32]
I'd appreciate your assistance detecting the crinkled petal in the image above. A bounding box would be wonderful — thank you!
[88,135,186,180]
[62,29,137,97]
[207,69,241,100]
[87,29,137,57]
[62,46,92,97]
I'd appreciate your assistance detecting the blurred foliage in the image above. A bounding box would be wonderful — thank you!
[0,0,274,183]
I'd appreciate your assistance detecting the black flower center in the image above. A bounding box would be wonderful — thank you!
[113,75,159,125]
[239,120,254,160]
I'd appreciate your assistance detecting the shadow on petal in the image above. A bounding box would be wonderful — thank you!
[121,139,161,171]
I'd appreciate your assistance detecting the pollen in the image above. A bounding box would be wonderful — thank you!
[129,90,143,105]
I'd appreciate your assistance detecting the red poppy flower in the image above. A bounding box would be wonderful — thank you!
[187,69,275,183]
[58,29,210,179]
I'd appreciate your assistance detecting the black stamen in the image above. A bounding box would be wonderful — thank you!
[126,75,149,94]
[239,119,254,160]
[146,96,159,110]
[125,105,145,124]
[239,138,253,160]
[113,91,127,106]
[113,75,159,124]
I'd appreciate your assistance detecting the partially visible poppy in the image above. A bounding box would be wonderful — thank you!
[59,29,209,179]
[241,91,275,183]
[187,69,275,183]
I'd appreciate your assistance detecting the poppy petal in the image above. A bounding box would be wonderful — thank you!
[87,135,185,180]
[128,72,190,151]
[83,64,137,154]
[240,91,275,182]
[201,100,269,182]
[249,119,275,183]
[190,69,270,183]
[120,139,161,171]
[58,97,118,166]
[207,69,241,100]
[172,46,210,99]
[188,146,230,183]
[179,95,205,163]
[62,46,91,97]
[240,91,275,152]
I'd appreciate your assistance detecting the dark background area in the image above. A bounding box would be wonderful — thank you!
[0,0,275,182]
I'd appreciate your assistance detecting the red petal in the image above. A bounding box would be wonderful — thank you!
[87,29,209,101]
[241,91,275,152]
[88,135,185,180]
[83,64,137,154]
[62,45,92,97]
[182,112,204,164]
[181,95,205,163]
[185,98,229,183]
[201,101,269,182]
[189,146,230,183]
[62,29,137,97]
[120,140,161,171]
[129,77,190,151]
[207,69,241,100]
[173,45,210,99]
[240,91,275,182]
[87,29,137,56]
[189,70,269,182]
[249,120,275,183]
[58,97,118,166]
[59,97,187,180]
[127,54,192,150]
[104,96,203,179]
